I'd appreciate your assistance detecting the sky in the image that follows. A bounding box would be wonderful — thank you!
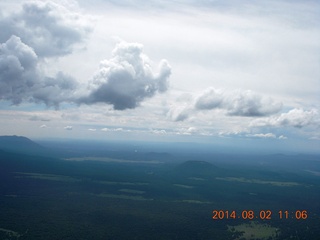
[0,0,319,153]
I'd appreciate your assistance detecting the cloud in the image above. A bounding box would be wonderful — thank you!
[167,105,192,122]
[195,88,282,117]
[150,129,167,135]
[251,108,319,128]
[274,108,319,128]
[0,38,169,110]
[33,72,78,108]
[77,40,171,110]
[246,133,276,138]
[195,88,224,110]
[0,0,92,57]
[177,127,199,135]
[29,115,51,121]
[0,1,88,108]
[39,124,48,128]
[169,87,282,122]
[64,126,72,130]
[0,35,78,107]
[100,127,128,132]
[0,35,39,104]
[278,135,288,140]
[1,3,170,110]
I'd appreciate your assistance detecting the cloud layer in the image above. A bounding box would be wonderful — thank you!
[78,41,171,110]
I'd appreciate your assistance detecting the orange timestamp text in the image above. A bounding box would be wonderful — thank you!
[212,210,308,220]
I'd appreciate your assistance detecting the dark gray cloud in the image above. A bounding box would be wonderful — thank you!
[0,35,77,108]
[195,88,282,117]
[78,41,171,110]
[0,1,88,108]
[0,1,91,57]
[0,35,39,104]
[33,72,78,108]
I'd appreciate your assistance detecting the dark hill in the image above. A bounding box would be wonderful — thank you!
[174,160,218,177]
[0,135,48,156]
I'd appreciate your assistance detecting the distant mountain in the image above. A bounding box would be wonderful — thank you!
[0,135,48,156]
[174,160,218,177]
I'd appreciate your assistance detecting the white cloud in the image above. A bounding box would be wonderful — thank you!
[77,40,171,110]
[167,105,192,122]
[278,135,288,140]
[251,108,319,128]
[276,109,319,128]
[64,126,73,130]
[150,129,167,135]
[195,88,282,117]
[177,127,199,135]
[115,128,124,132]
[168,87,282,122]
[246,133,276,139]
[100,127,130,132]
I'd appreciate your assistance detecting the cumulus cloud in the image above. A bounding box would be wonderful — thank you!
[0,35,78,107]
[0,35,39,104]
[169,87,282,121]
[0,0,92,57]
[195,88,282,117]
[273,108,319,128]
[1,2,171,110]
[195,88,224,110]
[78,41,171,110]
[1,2,170,110]
[0,1,88,108]
[251,108,319,128]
